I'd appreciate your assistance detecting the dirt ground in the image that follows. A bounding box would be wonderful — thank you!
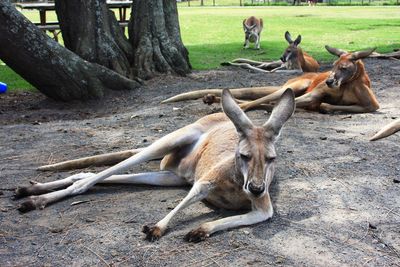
[0,58,399,266]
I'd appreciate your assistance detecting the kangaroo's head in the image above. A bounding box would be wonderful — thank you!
[243,19,258,41]
[280,31,302,64]
[222,89,295,199]
[325,45,375,88]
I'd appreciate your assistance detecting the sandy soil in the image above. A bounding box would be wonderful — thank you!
[0,58,399,266]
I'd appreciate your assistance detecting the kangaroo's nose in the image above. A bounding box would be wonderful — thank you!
[248,182,265,197]
[280,56,286,62]
[326,79,334,87]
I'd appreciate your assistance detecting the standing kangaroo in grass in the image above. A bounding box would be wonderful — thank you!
[15,89,295,242]
[243,16,263,49]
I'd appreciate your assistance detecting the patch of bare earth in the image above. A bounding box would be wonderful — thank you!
[0,59,399,266]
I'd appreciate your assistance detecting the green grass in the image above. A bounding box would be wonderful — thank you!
[0,63,35,92]
[178,6,400,69]
[1,6,399,91]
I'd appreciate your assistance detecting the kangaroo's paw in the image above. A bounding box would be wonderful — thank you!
[17,196,46,213]
[184,227,209,243]
[142,224,163,242]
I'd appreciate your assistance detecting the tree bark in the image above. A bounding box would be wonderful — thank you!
[0,2,141,101]
[55,0,134,78]
[129,0,191,79]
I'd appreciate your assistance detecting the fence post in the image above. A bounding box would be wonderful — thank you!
[240,0,242,6]
[213,0,216,6]
[188,0,190,7]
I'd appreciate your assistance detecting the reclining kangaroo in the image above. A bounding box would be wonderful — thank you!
[278,31,319,73]
[163,46,379,114]
[15,89,295,242]
[221,31,319,73]
[370,118,400,141]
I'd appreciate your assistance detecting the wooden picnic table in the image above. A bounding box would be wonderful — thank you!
[15,1,132,41]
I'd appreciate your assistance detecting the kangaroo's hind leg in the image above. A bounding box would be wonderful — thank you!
[16,124,204,212]
[15,171,188,201]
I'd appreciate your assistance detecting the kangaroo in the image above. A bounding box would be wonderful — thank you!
[279,31,319,72]
[14,89,295,242]
[370,118,400,141]
[243,16,263,49]
[163,46,379,114]
[220,32,319,74]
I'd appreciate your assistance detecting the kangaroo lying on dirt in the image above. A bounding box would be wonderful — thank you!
[221,31,319,73]
[163,46,379,114]
[370,118,400,141]
[15,89,295,242]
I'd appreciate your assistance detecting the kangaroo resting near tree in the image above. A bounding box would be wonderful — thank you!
[163,46,380,114]
[221,31,319,74]
[14,89,295,242]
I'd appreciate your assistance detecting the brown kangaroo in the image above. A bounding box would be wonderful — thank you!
[163,46,379,114]
[279,31,319,73]
[14,89,295,243]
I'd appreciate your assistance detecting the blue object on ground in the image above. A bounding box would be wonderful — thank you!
[0,82,7,93]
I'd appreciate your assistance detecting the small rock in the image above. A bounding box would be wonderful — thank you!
[85,218,96,223]
[160,199,167,202]
[143,139,148,143]
[336,129,345,133]
[319,137,327,140]
[368,223,377,230]
[393,177,400,183]
[49,227,64,233]
[243,230,250,235]
[111,250,119,257]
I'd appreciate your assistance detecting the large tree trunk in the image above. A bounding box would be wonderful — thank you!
[129,0,191,79]
[55,0,134,78]
[0,2,141,101]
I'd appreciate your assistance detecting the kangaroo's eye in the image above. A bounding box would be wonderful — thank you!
[265,157,275,163]
[240,154,251,162]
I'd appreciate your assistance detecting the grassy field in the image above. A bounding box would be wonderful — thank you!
[1,6,399,91]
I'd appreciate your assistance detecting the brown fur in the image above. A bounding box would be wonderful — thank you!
[15,89,295,242]
[240,47,379,113]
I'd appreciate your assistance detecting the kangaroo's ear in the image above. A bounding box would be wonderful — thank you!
[284,31,293,44]
[351,47,376,61]
[249,24,257,30]
[263,89,295,139]
[243,19,248,30]
[325,45,347,57]
[222,89,254,137]
[294,35,302,46]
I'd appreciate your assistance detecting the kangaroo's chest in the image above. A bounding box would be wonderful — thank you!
[323,86,358,105]
[206,180,251,210]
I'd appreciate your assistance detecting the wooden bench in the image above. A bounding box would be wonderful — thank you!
[16,1,132,42]
[34,22,130,42]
